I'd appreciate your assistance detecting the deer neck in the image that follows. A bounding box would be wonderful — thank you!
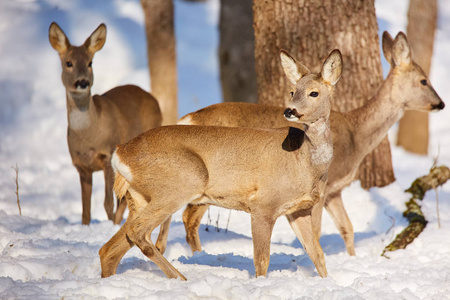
[304,118,333,166]
[66,91,97,131]
[348,73,404,156]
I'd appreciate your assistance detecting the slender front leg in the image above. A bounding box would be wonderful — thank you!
[287,209,328,278]
[324,193,355,255]
[251,213,275,277]
[182,204,208,253]
[103,162,115,221]
[311,194,326,240]
[77,166,93,225]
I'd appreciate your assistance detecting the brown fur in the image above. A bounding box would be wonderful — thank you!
[173,32,444,257]
[49,22,162,225]
[99,50,343,280]
[113,172,129,201]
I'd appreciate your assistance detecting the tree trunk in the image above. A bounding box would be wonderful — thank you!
[219,0,257,103]
[141,0,178,125]
[396,0,438,155]
[253,0,395,189]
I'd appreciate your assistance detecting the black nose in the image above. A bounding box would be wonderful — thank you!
[284,108,294,118]
[431,101,445,110]
[75,80,90,89]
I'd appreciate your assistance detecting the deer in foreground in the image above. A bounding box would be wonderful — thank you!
[99,49,343,280]
[155,31,444,257]
[49,22,162,225]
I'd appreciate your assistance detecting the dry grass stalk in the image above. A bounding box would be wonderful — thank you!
[12,164,21,216]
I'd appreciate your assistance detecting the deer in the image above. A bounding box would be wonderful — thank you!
[49,22,162,225]
[99,49,343,280]
[151,31,444,257]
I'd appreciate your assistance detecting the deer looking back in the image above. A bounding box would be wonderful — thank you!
[99,49,343,280]
[49,22,162,225]
[172,31,445,257]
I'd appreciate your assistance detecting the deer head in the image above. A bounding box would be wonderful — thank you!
[281,49,342,125]
[49,22,106,108]
[382,31,444,112]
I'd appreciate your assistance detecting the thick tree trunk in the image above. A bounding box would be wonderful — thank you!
[141,0,178,125]
[253,0,395,189]
[219,0,257,103]
[396,0,438,154]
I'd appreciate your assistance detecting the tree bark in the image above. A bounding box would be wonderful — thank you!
[141,0,178,125]
[219,0,257,103]
[253,0,395,189]
[396,0,438,154]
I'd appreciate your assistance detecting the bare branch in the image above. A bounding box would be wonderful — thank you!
[382,165,450,256]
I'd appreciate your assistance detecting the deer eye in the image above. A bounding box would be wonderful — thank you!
[88,61,92,68]
[309,91,319,97]
[66,61,73,67]
[290,91,294,97]
[420,79,427,86]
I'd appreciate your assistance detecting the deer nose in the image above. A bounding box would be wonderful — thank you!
[284,108,302,119]
[431,101,445,111]
[284,108,295,118]
[433,101,445,110]
[75,80,90,89]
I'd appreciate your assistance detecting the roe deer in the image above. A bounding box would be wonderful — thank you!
[99,49,343,280]
[163,31,444,257]
[49,22,162,225]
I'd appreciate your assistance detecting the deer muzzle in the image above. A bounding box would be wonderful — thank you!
[74,79,90,90]
[431,101,445,111]
[284,108,303,121]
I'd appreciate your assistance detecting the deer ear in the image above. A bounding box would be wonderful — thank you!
[49,22,70,55]
[382,31,394,67]
[392,32,412,66]
[84,23,107,53]
[280,50,310,85]
[321,49,342,86]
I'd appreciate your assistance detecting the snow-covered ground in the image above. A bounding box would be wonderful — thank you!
[0,0,449,299]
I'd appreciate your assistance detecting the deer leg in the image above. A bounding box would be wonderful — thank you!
[103,163,115,221]
[251,213,275,277]
[155,216,172,254]
[182,204,208,253]
[324,193,355,256]
[311,195,326,240]
[77,167,93,225]
[99,220,135,277]
[287,209,328,278]
[127,201,187,280]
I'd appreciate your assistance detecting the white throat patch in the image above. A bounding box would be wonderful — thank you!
[308,119,333,165]
[311,143,333,165]
[68,109,91,130]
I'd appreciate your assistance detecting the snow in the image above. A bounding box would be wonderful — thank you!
[1,0,450,299]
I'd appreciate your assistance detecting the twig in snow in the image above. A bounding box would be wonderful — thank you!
[384,209,395,236]
[205,206,212,232]
[225,210,232,233]
[434,186,441,229]
[12,164,22,216]
[215,210,220,232]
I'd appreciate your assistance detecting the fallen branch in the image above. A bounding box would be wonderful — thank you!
[382,165,450,257]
